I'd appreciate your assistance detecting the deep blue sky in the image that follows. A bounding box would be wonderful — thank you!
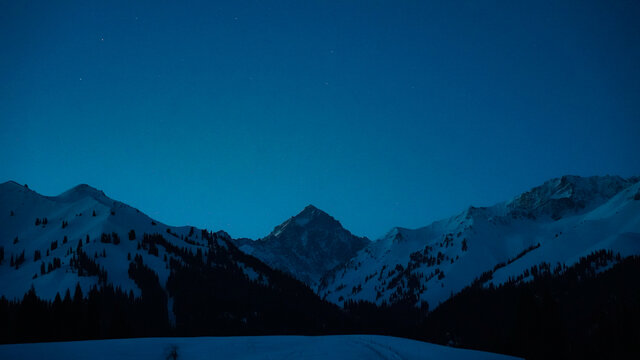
[1,1,639,239]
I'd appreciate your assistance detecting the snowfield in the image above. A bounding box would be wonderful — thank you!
[0,335,521,360]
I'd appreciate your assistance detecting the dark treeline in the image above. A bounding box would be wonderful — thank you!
[337,250,640,359]
[1,240,639,360]
[0,233,351,344]
[0,283,163,343]
[166,234,349,336]
[420,251,640,359]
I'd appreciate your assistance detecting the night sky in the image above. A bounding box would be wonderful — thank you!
[1,1,639,240]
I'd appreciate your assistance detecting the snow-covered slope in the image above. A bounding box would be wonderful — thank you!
[0,335,521,360]
[319,175,640,308]
[4,175,639,313]
[235,205,370,285]
[0,181,266,301]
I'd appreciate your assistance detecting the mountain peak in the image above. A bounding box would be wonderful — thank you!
[303,204,319,211]
[507,175,635,220]
[242,205,370,285]
[0,181,37,196]
[57,183,111,203]
[297,204,327,218]
[0,180,26,189]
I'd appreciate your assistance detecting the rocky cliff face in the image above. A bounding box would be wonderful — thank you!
[235,205,370,286]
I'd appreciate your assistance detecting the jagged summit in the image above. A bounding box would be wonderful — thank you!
[268,205,343,238]
[236,205,370,286]
[293,204,340,227]
[297,204,324,219]
[302,204,320,211]
[297,204,330,219]
[319,174,640,308]
[506,175,637,220]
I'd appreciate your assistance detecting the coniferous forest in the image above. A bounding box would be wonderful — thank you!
[1,236,639,359]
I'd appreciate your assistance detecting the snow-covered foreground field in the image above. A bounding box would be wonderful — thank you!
[0,335,520,360]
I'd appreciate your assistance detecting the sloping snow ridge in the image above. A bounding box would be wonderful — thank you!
[0,181,254,304]
[318,175,640,308]
[1,175,639,312]
[0,335,522,360]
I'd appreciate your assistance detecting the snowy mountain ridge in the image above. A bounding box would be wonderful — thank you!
[0,181,264,303]
[2,175,639,314]
[318,175,640,308]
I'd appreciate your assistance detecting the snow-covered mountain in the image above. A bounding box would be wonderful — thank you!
[318,175,640,308]
[235,205,370,285]
[3,175,639,314]
[0,181,271,301]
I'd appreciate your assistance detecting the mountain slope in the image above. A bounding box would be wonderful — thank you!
[0,181,203,300]
[235,205,370,285]
[318,175,640,308]
[0,182,352,337]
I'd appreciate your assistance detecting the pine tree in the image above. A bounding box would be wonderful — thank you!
[73,283,83,304]
[63,288,71,303]
[53,292,62,306]
[14,250,25,269]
